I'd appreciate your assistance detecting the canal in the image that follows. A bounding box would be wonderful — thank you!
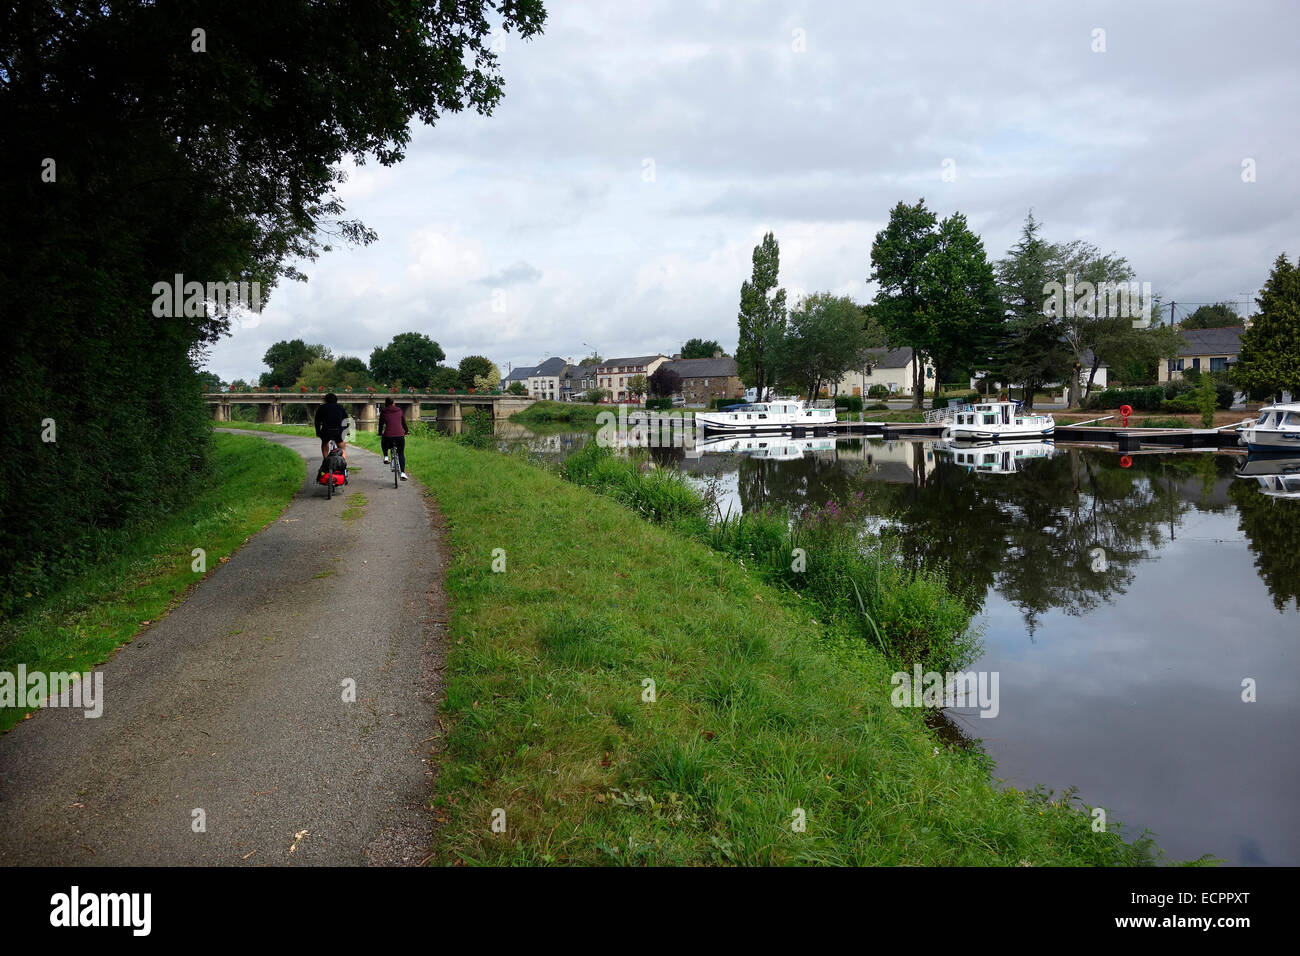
[503,425,1299,865]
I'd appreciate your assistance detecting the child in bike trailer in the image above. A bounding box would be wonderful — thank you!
[378,397,409,481]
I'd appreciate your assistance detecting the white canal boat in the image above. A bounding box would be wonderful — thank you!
[695,399,837,432]
[1239,402,1300,453]
[927,401,1055,441]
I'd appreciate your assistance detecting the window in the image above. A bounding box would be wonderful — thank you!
[1168,359,1184,373]
[926,367,934,378]
[1210,357,1228,372]
[1192,357,1201,372]
[983,414,997,425]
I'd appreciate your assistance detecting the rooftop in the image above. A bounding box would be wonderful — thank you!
[1176,326,1245,356]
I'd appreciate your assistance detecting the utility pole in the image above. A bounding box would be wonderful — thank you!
[1169,301,1176,327]
[1237,291,1254,325]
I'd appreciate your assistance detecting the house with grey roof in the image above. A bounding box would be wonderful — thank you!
[833,346,936,398]
[560,362,599,401]
[1158,327,1245,383]
[661,354,742,405]
[596,354,670,401]
[526,357,568,401]
[500,365,535,391]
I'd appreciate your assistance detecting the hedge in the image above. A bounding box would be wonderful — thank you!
[834,395,864,413]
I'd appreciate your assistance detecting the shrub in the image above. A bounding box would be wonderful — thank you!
[644,397,674,411]
[867,385,890,399]
[932,390,978,411]
[455,408,495,449]
[834,395,864,413]
[1083,385,1167,411]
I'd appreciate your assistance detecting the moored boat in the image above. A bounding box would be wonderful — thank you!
[928,400,1055,441]
[695,399,837,432]
[1239,402,1300,453]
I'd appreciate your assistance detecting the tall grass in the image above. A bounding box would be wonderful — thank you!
[559,442,980,673]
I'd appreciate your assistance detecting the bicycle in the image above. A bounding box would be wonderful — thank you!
[382,435,407,488]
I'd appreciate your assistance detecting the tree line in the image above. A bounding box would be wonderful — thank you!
[735,201,1300,408]
[0,1,546,611]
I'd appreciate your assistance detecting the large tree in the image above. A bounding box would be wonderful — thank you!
[0,1,547,606]
[681,338,725,359]
[994,213,1072,409]
[1048,238,1140,406]
[370,332,447,388]
[334,356,373,389]
[458,355,500,390]
[782,293,875,400]
[870,200,939,407]
[1181,302,1243,329]
[261,340,332,387]
[736,232,788,402]
[917,212,1004,391]
[1232,253,1300,401]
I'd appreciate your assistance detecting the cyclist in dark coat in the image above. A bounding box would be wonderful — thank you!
[315,393,350,461]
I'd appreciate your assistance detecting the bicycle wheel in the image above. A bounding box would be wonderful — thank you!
[392,453,399,488]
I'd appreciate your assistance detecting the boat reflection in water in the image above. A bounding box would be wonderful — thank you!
[686,434,837,460]
[1234,454,1300,500]
[932,439,1056,475]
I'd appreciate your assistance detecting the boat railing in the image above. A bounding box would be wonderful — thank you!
[925,403,973,423]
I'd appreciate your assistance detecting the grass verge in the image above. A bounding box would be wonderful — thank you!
[227,423,1165,865]
[0,432,302,733]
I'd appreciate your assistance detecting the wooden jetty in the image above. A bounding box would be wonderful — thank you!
[775,419,1244,451]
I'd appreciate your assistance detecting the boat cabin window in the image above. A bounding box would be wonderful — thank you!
[983,414,997,425]
[1257,411,1273,426]
[1285,412,1300,427]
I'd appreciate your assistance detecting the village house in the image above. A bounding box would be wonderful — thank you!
[833,347,936,398]
[560,361,599,401]
[525,357,567,401]
[500,365,533,391]
[662,354,743,405]
[1158,327,1245,382]
[597,354,670,401]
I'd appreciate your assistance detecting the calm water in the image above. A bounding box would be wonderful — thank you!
[506,425,1300,865]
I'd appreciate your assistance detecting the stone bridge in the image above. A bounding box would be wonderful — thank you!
[203,391,534,430]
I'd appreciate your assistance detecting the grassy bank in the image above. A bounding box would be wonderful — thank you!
[236,422,1160,865]
[0,432,302,732]
[559,441,980,674]
[510,400,610,427]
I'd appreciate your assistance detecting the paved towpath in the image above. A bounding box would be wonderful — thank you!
[0,430,446,865]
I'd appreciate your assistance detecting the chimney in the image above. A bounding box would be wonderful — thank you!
[713,350,722,359]
[672,353,681,360]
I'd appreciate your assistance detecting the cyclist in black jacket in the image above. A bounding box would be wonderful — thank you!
[314,393,350,461]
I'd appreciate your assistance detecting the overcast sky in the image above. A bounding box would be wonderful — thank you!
[203,0,1300,383]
